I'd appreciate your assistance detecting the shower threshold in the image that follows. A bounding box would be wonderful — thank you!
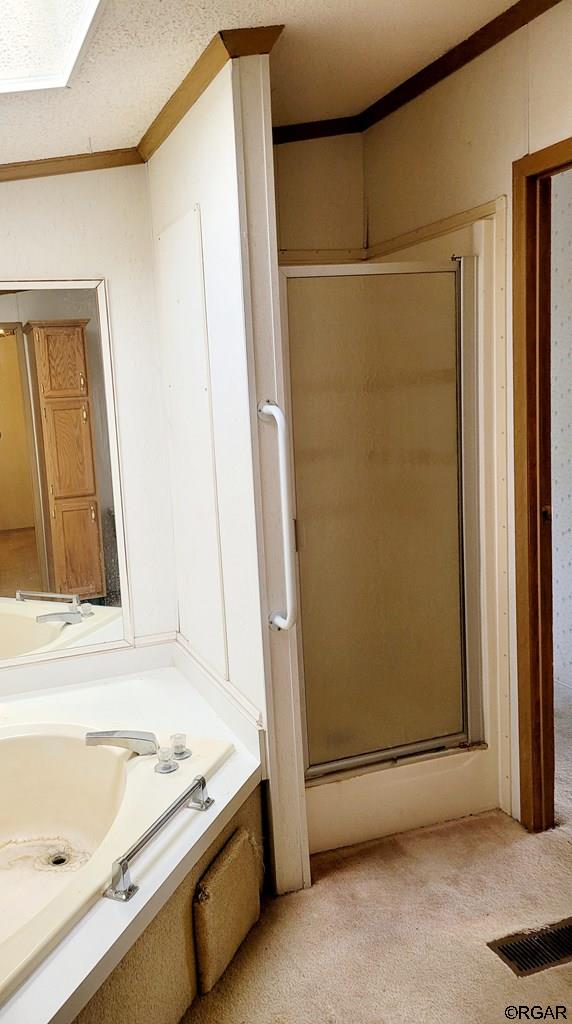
[304,732,488,782]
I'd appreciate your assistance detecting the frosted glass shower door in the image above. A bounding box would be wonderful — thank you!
[284,263,474,774]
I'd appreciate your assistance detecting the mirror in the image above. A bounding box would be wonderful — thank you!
[0,284,127,662]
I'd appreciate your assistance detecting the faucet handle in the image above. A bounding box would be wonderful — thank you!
[171,733,192,760]
[155,747,178,774]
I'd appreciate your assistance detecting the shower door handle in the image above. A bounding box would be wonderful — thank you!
[257,400,297,631]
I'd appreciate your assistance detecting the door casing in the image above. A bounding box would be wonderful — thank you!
[513,134,572,831]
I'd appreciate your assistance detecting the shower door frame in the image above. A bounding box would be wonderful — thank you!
[279,259,483,779]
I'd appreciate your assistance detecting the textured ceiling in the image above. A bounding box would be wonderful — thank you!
[0,1,95,86]
[0,0,517,164]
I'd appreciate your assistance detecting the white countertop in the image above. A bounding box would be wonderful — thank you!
[0,667,261,1024]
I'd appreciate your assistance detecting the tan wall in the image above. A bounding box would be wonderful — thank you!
[275,134,365,251]
[363,0,572,244]
[0,333,34,531]
[274,0,572,252]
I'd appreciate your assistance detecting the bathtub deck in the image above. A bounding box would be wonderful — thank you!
[0,667,261,1024]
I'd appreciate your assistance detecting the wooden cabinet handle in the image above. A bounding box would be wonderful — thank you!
[80,373,86,390]
[90,505,96,522]
[82,405,88,423]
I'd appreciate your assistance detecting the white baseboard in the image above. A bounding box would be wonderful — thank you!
[134,631,178,647]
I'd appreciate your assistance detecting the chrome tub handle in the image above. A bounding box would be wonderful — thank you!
[105,775,214,902]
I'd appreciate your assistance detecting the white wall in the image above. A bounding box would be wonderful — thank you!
[552,168,572,688]
[0,167,178,640]
[148,62,267,720]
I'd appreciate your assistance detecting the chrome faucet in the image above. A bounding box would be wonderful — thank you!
[36,604,93,624]
[16,590,94,625]
[85,730,159,756]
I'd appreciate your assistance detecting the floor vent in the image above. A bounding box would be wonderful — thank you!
[489,918,572,976]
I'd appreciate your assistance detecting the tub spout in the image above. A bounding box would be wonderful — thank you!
[85,730,159,756]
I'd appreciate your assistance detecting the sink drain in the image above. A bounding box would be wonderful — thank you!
[0,835,90,872]
[49,852,69,867]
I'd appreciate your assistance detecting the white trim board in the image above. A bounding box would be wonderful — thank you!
[233,54,311,893]
[173,639,264,764]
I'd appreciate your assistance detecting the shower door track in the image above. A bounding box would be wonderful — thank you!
[305,730,472,781]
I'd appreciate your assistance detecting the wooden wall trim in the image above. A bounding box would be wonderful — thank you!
[279,246,366,266]
[366,200,499,259]
[514,134,572,178]
[273,0,564,145]
[0,26,284,181]
[137,34,230,161]
[278,198,500,266]
[138,26,284,161]
[512,138,572,832]
[273,116,362,146]
[0,148,143,184]
[219,25,284,58]
[359,0,562,131]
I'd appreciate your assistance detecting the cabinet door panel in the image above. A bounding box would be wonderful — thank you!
[38,326,88,398]
[45,400,95,498]
[52,498,104,597]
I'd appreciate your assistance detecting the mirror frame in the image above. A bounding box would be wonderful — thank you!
[0,277,133,668]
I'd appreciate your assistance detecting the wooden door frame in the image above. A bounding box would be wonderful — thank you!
[514,135,572,830]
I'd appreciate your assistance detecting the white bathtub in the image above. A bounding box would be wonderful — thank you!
[0,722,232,1005]
[0,598,123,660]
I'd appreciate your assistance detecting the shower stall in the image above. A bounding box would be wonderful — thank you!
[266,260,482,780]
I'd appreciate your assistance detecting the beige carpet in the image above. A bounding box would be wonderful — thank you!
[555,681,572,827]
[183,811,572,1024]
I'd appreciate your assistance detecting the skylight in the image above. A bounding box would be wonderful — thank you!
[0,0,103,94]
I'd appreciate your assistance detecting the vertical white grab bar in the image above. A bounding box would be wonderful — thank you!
[258,400,297,630]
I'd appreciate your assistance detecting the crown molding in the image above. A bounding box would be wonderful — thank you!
[137,25,284,161]
[273,0,563,145]
[0,26,284,182]
[0,147,143,184]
